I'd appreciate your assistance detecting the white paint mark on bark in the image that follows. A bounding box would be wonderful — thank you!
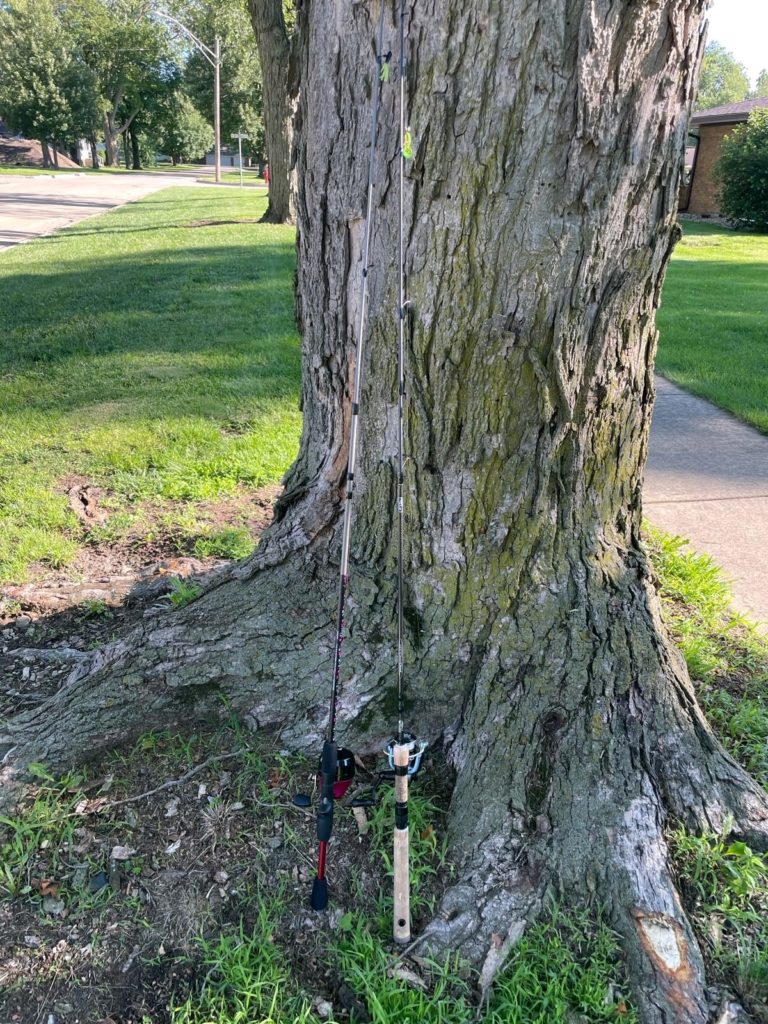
[639,918,682,970]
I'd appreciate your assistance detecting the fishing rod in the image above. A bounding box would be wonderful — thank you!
[308,2,390,914]
[389,0,426,946]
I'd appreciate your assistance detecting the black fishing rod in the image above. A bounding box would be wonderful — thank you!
[309,2,390,913]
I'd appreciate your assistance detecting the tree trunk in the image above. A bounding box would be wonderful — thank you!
[129,125,141,170]
[3,1,768,1020]
[248,0,297,223]
[89,133,99,169]
[40,139,51,168]
[103,113,116,166]
[51,142,59,168]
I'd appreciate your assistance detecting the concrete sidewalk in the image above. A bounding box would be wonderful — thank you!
[0,171,201,252]
[645,376,768,632]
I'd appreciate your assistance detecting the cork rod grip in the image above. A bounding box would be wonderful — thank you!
[393,743,411,945]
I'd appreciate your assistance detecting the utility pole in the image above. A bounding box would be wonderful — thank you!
[214,36,221,185]
[154,12,222,184]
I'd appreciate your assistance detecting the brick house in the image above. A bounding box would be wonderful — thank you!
[680,97,768,215]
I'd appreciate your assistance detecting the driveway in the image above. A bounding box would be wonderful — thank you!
[646,376,768,633]
[0,170,203,251]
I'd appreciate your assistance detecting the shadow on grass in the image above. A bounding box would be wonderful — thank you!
[0,241,298,381]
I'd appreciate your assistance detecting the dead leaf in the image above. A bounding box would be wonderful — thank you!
[165,838,182,855]
[390,966,428,991]
[267,767,286,790]
[110,845,136,861]
[164,798,180,818]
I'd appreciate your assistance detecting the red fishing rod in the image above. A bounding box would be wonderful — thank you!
[309,2,390,913]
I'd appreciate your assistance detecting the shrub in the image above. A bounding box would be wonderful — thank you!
[714,108,768,231]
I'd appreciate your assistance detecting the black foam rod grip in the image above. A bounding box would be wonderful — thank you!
[321,740,338,780]
[316,796,333,842]
[311,876,328,911]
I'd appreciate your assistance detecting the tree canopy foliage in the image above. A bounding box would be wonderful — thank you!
[0,0,263,166]
[696,41,751,111]
[715,108,768,231]
[753,69,768,100]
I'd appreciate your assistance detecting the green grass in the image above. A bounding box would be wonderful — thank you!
[171,901,327,1024]
[0,166,89,175]
[657,221,768,433]
[0,186,301,581]
[217,171,267,187]
[647,526,768,788]
[670,826,768,1020]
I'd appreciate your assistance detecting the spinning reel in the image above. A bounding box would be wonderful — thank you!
[351,733,427,808]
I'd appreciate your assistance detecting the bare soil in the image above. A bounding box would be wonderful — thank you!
[0,487,453,1023]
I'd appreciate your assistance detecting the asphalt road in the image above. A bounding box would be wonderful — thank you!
[0,169,204,251]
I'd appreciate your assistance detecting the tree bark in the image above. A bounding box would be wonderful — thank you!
[40,139,51,168]
[248,0,297,223]
[89,133,99,169]
[3,2,767,1020]
[103,113,116,166]
[130,125,141,170]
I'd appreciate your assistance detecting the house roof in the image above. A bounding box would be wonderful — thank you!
[691,97,768,126]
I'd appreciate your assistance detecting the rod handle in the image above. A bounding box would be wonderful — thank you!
[393,742,411,945]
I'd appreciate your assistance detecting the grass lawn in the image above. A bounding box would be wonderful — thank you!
[0,186,300,582]
[0,166,79,176]
[657,221,768,433]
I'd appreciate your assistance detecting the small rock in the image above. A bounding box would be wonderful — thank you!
[24,934,41,948]
[535,814,551,834]
[165,838,182,855]
[53,1004,73,1016]
[213,869,229,885]
[14,615,31,630]
[21,666,30,681]
[267,836,283,851]
[314,999,333,1019]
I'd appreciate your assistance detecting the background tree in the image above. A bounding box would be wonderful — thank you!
[152,90,214,164]
[752,68,768,99]
[0,0,99,166]
[62,0,171,165]
[715,108,768,231]
[247,0,296,221]
[696,41,751,110]
[175,0,264,165]
[2,2,767,1022]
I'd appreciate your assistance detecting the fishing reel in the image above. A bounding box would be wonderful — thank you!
[350,734,427,808]
[385,733,427,777]
[293,745,356,808]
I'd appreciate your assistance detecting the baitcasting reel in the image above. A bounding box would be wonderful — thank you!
[292,745,356,808]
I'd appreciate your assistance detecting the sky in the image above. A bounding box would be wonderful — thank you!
[707,0,768,85]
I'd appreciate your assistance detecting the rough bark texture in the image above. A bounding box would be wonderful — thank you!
[2,2,768,1021]
[248,0,297,223]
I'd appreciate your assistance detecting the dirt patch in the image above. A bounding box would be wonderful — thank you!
[0,726,452,1024]
[0,485,279,721]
